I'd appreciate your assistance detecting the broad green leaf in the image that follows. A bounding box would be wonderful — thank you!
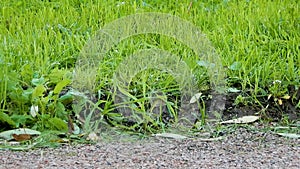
[58,92,73,104]
[197,60,215,68]
[31,77,45,86]
[5,71,19,91]
[48,68,69,84]
[48,117,68,132]
[20,64,33,83]
[54,79,71,94]
[55,102,66,118]
[0,112,16,127]
[10,114,32,128]
[8,88,31,104]
[229,61,242,71]
[32,84,46,98]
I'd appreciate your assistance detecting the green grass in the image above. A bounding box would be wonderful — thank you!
[0,0,299,141]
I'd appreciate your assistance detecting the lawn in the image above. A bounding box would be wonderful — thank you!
[0,0,299,145]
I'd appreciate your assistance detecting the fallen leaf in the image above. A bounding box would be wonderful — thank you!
[268,94,272,100]
[276,133,300,139]
[56,138,70,143]
[72,123,81,135]
[220,116,259,124]
[198,136,224,141]
[12,134,31,141]
[30,105,38,117]
[227,87,241,93]
[87,132,100,142]
[190,93,202,103]
[0,128,41,140]
[281,95,291,100]
[278,99,283,105]
[7,141,20,146]
[152,133,188,139]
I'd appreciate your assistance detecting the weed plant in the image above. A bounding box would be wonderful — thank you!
[0,0,299,135]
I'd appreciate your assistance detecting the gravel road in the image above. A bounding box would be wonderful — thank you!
[1,127,299,169]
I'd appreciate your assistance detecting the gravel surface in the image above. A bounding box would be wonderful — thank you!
[1,128,299,169]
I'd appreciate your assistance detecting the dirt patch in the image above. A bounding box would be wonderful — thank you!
[1,127,299,169]
[95,85,300,132]
[204,85,300,122]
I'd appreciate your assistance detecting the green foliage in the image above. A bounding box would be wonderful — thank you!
[0,0,299,140]
[0,66,72,131]
[48,117,68,132]
[0,111,16,127]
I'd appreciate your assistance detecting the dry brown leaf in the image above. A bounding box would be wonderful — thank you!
[12,134,32,141]
[68,115,74,134]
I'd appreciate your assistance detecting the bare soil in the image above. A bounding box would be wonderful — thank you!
[1,127,299,169]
